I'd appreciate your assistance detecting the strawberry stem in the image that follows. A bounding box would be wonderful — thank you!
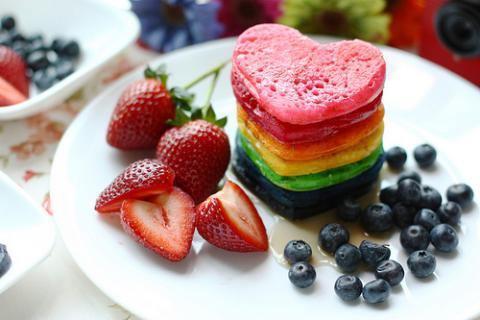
[183,60,230,90]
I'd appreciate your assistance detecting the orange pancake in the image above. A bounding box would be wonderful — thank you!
[237,104,384,161]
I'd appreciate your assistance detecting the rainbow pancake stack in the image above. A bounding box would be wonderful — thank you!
[231,24,387,219]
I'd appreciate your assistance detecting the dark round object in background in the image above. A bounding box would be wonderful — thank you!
[1,16,16,31]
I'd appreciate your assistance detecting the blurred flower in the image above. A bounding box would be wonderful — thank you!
[216,0,283,37]
[131,0,223,52]
[279,0,391,43]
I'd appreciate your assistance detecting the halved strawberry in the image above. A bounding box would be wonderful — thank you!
[0,46,29,97]
[95,159,175,213]
[120,187,196,261]
[0,76,26,106]
[196,180,268,252]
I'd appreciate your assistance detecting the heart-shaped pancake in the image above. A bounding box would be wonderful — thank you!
[232,24,386,125]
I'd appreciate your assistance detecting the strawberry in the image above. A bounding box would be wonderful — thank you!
[0,76,26,106]
[156,120,230,203]
[120,187,196,261]
[106,67,175,150]
[0,46,29,97]
[196,180,268,252]
[95,159,175,213]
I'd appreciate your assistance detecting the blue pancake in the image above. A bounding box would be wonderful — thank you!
[232,138,385,219]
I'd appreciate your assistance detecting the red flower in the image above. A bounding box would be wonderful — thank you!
[217,0,282,37]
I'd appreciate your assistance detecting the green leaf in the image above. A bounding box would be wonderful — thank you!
[214,117,227,128]
[204,105,216,123]
[170,86,195,111]
[144,64,169,86]
[167,108,191,126]
[191,108,203,120]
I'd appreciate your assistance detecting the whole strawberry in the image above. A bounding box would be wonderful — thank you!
[156,120,230,203]
[107,67,175,150]
[0,46,29,97]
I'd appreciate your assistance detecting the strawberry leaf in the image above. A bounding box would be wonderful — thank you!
[144,65,169,87]
[167,108,190,126]
[170,87,195,111]
[191,108,203,120]
[215,117,227,128]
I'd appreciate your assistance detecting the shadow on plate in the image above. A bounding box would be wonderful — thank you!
[199,243,269,272]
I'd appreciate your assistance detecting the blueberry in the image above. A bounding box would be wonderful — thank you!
[398,171,422,184]
[27,51,49,71]
[335,243,361,273]
[386,146,407,170]
[362,203,394,233]
[26,39,46,56]
[375,259,404,286]
[400,225,430,253]
[55,59,74,80]
[61,40,80,59]
[11,41,28,58]
[33,68,57,91]
[359,240,391,268]
[379,185,398,206]
[398,178,422,206]
[284,240,312,264]
[437,201,462,226]
[51,38,67,53]
[336,197,361,221]
[430,224,458,252]
[414,209,441,231]
[0,244,11,277]
[288,261,316,288]
[392,203,416,228]
[407,250,436,278]
[27,34,44,44]
[318,223,349,254]
[414,144,437,168]
[8,30,25,42]
[362,279,391,304]
[0,32,12,46]
[420,185,442,210]
[334,275,363,301]
[1,16,15,31]
[446,183,474,208]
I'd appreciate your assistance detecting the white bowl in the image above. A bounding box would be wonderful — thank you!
[0,171,55,294]
[0,0,139,120]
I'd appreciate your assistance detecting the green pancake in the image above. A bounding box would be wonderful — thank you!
[238,132,383,192]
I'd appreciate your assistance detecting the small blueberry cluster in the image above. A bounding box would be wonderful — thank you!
[284,240,316,288]
[0,15,81,91]
[284,143,475,305]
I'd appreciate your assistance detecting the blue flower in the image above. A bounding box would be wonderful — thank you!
[131,0,223,52]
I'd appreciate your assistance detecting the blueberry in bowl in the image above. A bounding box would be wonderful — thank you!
[437,201,462,226]
[0,244,11,278]
[414,209,441,231]
[336,197,362,222]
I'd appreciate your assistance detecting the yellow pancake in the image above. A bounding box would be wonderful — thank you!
[240,122,384,176]
[237,104,384,161]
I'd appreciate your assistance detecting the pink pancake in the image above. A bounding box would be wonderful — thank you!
[232,24,386,125]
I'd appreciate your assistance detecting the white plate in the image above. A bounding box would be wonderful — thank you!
[0,171,55,294]
[50,38,480,320]
[0,0,139,120]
